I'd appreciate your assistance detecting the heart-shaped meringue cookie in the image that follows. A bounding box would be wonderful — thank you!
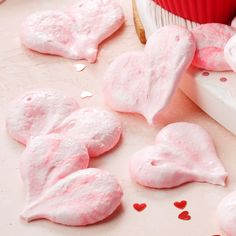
[217,191,236,236]
[53,108,122,157]
[6,90,79,145]
[21,168,123,226]
[232,17,236,28]
[224,34,236,72]
[21,0,124,63]
[129,122,227,189]
[104,25,196,124]
[20,134,89,203]
[191,23,236,71]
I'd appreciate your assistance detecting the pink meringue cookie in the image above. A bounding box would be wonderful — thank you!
[21,0,124,63]
[224,34,236,72]
[6,90,79,145]
[21,168,123,226]
[231,16,236,28]
[53,108,122,157]
[192,23,236,71]
[217,191,236,236]
[20,134,89,203]
[104,25,196,124]
[129,122,227,189]
[68,0,124,62]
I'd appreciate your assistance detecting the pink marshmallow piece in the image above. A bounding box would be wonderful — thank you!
[217,191,236,236]
[129,122,227,189]
[191,23,236,71]
[20,134,89,203]
[53,108,122,157]
[104,25,196,124]
[20,0,124,63]
[224,34,236,72]
[6,90,79,145]
[20,168,123,226]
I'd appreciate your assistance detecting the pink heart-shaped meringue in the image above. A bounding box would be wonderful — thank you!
[20,134,89,203]
[6,89,79,145]
[21,168,123,226]
[224,34,236,72]
[53,108,122,157]
[129,122,227,189]
[217,191,236,236]
[6,90,122,157]
[191,23,236,71]
[104,25,196,124]
[232,16,236,28]
[21,0,124,63]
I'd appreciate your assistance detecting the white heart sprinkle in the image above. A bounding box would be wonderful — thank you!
[74,64,86,72]
[80,91,93,99]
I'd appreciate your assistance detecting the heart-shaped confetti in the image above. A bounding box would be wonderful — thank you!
[129,122,227,189]
[74,63,86,72]
[174,200,187,210]
[80,90,93,99]
[21,0,124,63]
[104,25,196,124]
[178,211,191,221]
[133,203,147,212]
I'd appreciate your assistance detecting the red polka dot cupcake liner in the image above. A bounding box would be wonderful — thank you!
[153,0,236,24]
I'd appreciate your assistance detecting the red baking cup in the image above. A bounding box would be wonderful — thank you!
[153,0,236,24]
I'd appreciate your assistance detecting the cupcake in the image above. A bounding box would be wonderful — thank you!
[153,0,236,24]
[134,0,236,42]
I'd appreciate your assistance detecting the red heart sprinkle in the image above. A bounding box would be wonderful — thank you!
[174,200,187,209]
[178,211,191,221]
[133,203,147,212]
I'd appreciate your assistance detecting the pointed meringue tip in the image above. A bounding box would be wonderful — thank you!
[208,172,228,187]
[219,172,228,186]
[85,47,98,64]
[20,208,36,223]
[20,212,30,222]
[144,111,160,126]
[217,181,226,187]
[145,115,156,126]
[221,173,228,186]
